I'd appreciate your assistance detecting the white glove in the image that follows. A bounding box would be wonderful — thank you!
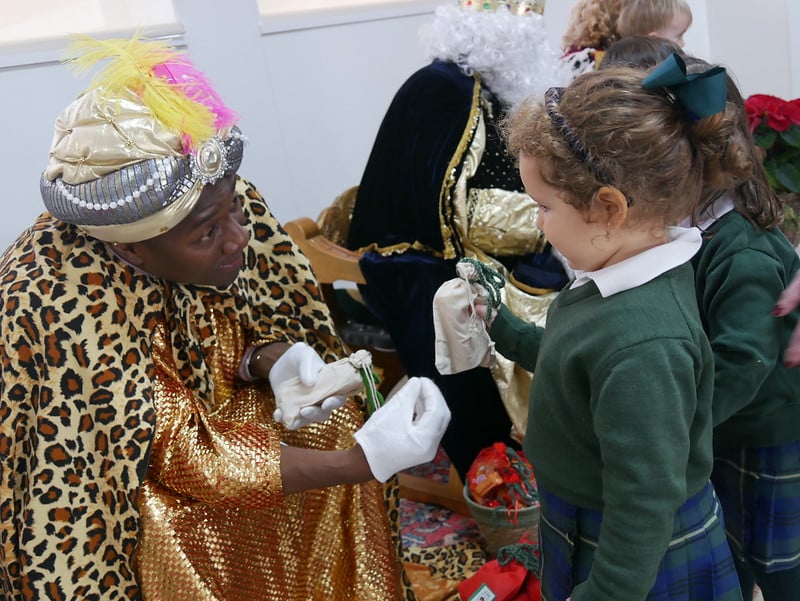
[353,377,451,482]
[269,342,347,429]
[277,397,348,430]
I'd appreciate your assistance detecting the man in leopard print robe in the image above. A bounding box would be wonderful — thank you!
[0,36,448,601]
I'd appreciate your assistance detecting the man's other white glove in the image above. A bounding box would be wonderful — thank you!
[269,342,347,430]
[353,377,451,482]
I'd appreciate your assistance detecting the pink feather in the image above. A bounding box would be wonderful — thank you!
[153,59,239,130]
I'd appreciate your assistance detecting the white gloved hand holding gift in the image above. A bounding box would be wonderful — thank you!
[354,377,451,482]
[269,342,348,429]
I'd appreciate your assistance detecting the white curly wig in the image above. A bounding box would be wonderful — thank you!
[419,4,559,111]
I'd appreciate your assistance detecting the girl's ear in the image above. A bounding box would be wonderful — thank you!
[592,186,629,233]
[109,242,147,266]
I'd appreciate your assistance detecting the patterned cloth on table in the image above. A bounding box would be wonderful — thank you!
[403,541,487,601]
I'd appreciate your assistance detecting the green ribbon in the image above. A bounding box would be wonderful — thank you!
[496,541,540,573]
[458,257,505,323]
[349,350,384,417]
[642,53,727,120]
[358,366,384,416]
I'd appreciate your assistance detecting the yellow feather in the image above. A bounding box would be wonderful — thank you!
[64,34,217,149]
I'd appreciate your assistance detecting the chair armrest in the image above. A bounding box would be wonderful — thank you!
[284,217,365,284]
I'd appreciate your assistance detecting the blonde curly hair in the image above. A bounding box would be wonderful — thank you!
[561,0,626,52]
[618,0,692,37]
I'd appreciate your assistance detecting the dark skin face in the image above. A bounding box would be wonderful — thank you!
[112,175,250,287]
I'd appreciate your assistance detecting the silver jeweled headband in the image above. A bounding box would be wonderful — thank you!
[41,126,245,228]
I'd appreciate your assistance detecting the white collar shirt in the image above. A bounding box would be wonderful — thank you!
[569,226,702,298]
[678,193,736,231]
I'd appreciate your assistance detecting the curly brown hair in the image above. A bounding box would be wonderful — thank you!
[602,35,683,69]
[504,66,745,228]
[561,0,626,52]
[684,57,783,230]
[599,38,782,230]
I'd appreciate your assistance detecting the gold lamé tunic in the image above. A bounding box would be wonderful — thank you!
[137,314,404,601]
[0,178,407,601]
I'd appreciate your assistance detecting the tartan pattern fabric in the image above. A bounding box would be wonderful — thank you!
[538,482,742,601]
[712,441,800,573]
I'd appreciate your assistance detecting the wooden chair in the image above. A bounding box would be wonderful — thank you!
[282,217,404,395]
[283,216,469,516]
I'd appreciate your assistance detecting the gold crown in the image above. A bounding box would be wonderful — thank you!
[458,0,544,16]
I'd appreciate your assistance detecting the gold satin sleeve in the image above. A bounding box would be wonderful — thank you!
[467,188,546,257]
[491,284,557,437]
[447,105,553,439]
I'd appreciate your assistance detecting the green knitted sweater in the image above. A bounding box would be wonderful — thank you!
[692,211,800,448]
[490,263,714,601]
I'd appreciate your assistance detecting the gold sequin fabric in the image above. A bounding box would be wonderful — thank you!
[0,177,407,600]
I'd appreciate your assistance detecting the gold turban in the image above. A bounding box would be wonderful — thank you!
[40,36,244,243]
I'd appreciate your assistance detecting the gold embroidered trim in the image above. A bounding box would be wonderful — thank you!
[440,73,483,260]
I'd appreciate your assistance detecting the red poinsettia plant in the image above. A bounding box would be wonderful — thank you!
[745,94,800,195]
[467,442,538,516]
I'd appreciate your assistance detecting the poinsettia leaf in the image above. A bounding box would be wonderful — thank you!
[764,157,783,190]
[755,129,778,149]
[784,204,798,225]
[765,169,780,190]
[775,162,800,194]
[780,125,800,148]
[783,147,800,163]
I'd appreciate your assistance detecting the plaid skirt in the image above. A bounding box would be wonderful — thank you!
[712,440,800,574]
[537,482,742,601]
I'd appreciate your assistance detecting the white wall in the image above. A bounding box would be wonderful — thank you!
[705,0,798,98]
[0,0,797,251]
[0,0,435,251]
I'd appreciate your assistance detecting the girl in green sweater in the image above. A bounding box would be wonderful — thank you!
[601,39,800,601]
[474,56,745,600]
[682,56,800,601]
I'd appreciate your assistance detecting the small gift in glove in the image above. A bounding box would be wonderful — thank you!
[433,258,503,375]
[269,343,382,429]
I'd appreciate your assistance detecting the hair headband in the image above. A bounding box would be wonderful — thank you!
[544,86,617,188]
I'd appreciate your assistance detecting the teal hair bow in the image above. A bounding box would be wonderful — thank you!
[642,53,727,120]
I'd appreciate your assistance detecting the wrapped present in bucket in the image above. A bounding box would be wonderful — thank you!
[464,442,540,555]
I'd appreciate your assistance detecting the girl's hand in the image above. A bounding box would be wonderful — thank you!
[472,299,496,329]
[775,271,800,367]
